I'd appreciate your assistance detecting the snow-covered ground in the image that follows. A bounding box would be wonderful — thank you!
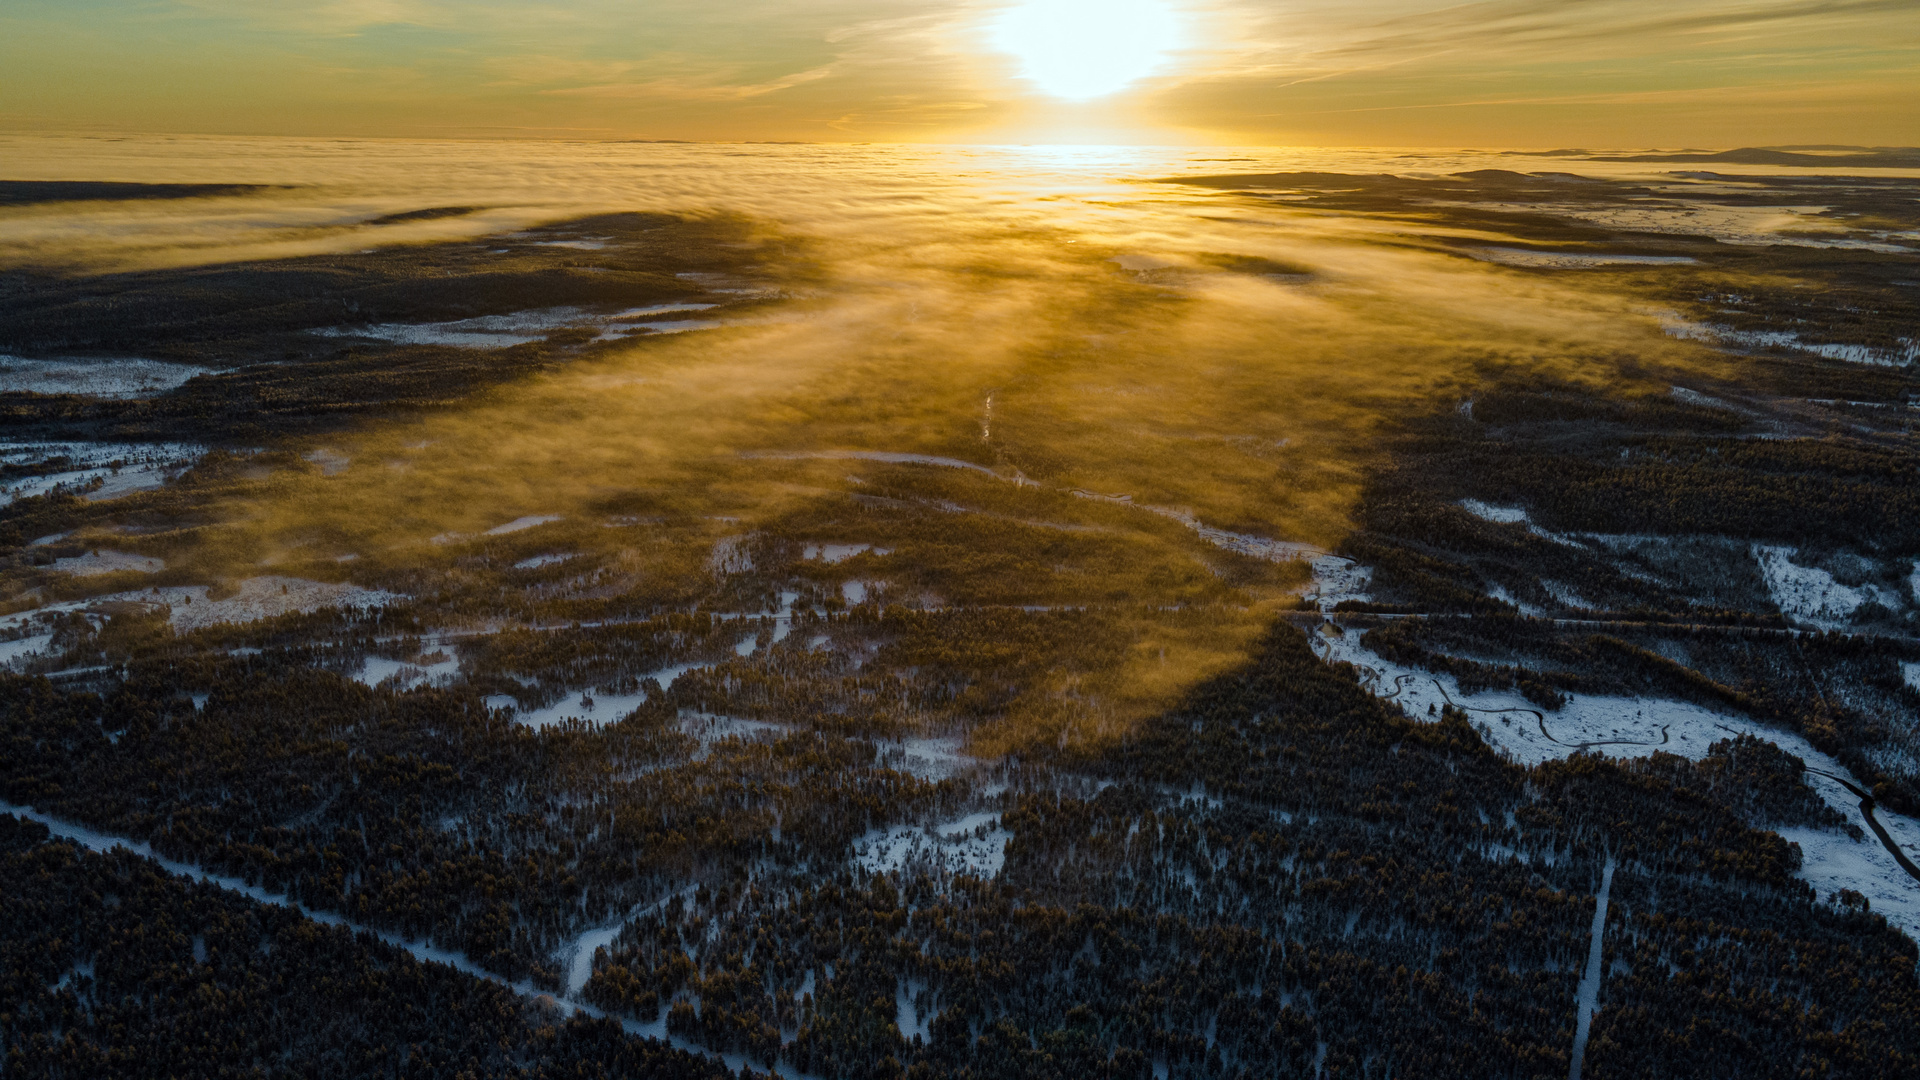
[504,661,720,730]
[354,652,460,690]
[0,576,394,637]
[0,633,54,669]
[0,356,212,398]
[48,550,165,576]
[1471,249,1697,269]
[311,304,723,349]
[485,515,563,536]
[514,553,576,569]
[1308,560,1920,937]
[1307,555,1372,612]
[874,735,981,783]
[745,450,1017,481]
[1753,545,1901,629]
[854,811,1010,878]
[1460,499,1531,525]
[83,577,395,633]
[0,441,205,507]
[802,543,891,564]
[1661,315,1917,368]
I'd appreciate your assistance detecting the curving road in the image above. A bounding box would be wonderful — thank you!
[1803,768,1920,885]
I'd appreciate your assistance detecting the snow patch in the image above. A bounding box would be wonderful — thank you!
[514,553,576,570]
[0,356,212,399]
[563,923,625,995]
[1471,248,1697,269]
[1308,558,1920,938]
[49,550,164,577]
[1460,499,1531,525]
[0,441,205,507]
[709,535,755,575]
[508,661,719,730]
[0,634,54,669]
[1662,316,1917,368]
[305,449,351,476]
[1307,555,1372,612]
[486,515,563,536]
[1753,545,1900,629]
[854,811,1010,878]
[354,652,459,690]
[312,304,723,349]
[81,577,396,633]
[803,543,891,564]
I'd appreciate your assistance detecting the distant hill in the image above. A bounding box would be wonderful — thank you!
[0,180,282,205]
[1570,148,1920,168]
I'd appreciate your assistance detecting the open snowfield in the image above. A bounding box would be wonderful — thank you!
[1311,560,1920,937]
[1754,545,1902,629]
[313,304,725,349]
[49,550,165,576]
[0,356,212,398]
[0,441,205,507]
[1469,248,1698,269]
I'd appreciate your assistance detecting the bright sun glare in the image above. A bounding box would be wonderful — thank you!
[990,0,1184,101]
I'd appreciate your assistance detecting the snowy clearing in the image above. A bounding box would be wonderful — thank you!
[355,652,460,690]
[1661,315,1917,368]
[854,811,1010,878]
[803,543,892,564]
[1754,545,1900,629]
[874,736,983,782]
[312,304,725,349]
[1471,248,1697,269]
[514,553,576,570]
[0,634,54,669]
[507,661,720,730]
[0,441,205,507]
[485,515,563,536]
[0,356,212,399]
[1307,558,1920,938]
[1460,499,1531,525]
[49,550,164,576]
[89,577,396,633]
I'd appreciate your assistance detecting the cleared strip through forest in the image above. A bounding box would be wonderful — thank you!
[1569,857,1617,1080]
[0,801,813,1080]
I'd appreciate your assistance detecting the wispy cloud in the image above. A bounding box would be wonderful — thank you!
[172,0,450,34]
[542,64,841,102]
[1181,0,1918,82]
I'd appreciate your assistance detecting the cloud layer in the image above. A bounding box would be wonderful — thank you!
[0,0,1912,143]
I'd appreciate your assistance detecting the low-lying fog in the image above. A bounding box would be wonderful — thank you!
[0,135,1906,735]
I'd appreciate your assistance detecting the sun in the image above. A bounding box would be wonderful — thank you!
[989,0,1185,101]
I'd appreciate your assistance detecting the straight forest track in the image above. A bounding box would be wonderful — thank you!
[0,801,819,1080]
[1569,857,1617,1080]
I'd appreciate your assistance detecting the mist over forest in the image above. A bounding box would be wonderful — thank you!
[2,136,1919,1079]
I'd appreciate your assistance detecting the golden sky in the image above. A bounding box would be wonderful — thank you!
[1,0,1914,145]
